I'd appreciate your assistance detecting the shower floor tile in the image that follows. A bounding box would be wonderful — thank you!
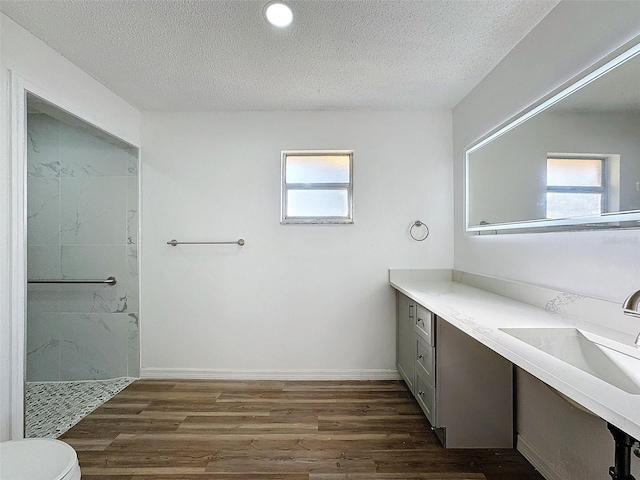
[25,377,135,438]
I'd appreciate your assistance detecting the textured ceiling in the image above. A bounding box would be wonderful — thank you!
[0,0,559,111]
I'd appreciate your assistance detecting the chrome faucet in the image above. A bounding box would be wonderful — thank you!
[622,289,640,346]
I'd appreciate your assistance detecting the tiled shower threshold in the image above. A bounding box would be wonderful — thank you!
[25,377,136,438]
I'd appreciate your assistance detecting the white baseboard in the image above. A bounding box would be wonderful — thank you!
[517,434,563,480]
[140,368,401,381]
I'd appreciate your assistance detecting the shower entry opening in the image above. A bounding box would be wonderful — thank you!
[24,92,140,438]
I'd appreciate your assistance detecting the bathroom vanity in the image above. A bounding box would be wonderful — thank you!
[396,290,513,448]
[391,269,640,449]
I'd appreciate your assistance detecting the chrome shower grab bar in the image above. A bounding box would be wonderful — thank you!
[28,276,117,285]
[167,239,245,246]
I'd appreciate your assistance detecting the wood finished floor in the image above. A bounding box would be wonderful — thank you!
[60,380,544,480]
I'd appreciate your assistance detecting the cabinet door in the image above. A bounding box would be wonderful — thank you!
[396,291,416,392]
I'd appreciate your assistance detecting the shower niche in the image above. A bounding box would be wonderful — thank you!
[25,93,139,436]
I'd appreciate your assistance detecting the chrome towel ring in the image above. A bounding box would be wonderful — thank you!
[410,220,429,241]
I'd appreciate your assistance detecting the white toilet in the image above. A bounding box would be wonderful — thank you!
[0,438,81,480]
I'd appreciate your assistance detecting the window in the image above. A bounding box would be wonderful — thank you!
[546,156,607,219]
[281,150,353,224]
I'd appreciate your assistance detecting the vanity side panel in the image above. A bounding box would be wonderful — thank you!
[436,317,513,448]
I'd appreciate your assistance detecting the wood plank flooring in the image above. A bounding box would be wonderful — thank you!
[60,380,544,480]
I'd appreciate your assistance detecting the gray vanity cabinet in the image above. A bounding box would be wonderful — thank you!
[396,291,416,392]
[415,307,436,428]
[396,291,514,449]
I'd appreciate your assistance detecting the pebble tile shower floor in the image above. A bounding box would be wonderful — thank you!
[25,377,135,438]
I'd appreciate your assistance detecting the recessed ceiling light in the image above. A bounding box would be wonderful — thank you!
[264,1,293,28]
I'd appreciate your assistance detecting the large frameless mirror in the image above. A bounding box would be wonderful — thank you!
[466,40,640,233]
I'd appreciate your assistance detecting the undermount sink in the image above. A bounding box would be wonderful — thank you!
[500,327,640,394]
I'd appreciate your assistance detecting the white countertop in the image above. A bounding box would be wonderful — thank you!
[390,273,640,440]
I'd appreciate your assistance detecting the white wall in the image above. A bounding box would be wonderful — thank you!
[140,110,453,378]
[453,2,640,479]
[0,12,140,440]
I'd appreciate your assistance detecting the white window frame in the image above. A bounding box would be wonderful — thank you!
[280,150,354,224]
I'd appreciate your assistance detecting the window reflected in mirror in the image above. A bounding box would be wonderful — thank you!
[546,156,606,219]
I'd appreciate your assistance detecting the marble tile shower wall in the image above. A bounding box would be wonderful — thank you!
[26,113,139,381]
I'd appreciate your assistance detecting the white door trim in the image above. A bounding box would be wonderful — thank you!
[9,71,27,439]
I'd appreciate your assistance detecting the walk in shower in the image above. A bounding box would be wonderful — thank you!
[25,93,139,437]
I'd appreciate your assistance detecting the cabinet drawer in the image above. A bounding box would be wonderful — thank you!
[415,372,436,425]
[416,337,435,386]
[415,305,434,345]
